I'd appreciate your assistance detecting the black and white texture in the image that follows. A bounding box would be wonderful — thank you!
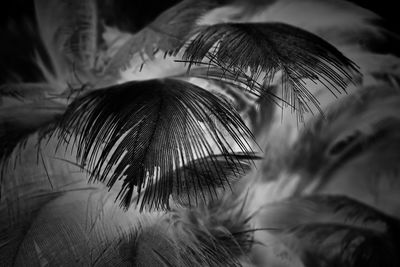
[1,0,399,266]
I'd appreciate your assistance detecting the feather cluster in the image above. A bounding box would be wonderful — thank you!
[2,0,400,266]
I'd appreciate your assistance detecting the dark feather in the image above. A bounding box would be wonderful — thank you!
[180,67,270,98]
[140,153,261,210]
[173,22,361,117]
[52,78,257,209]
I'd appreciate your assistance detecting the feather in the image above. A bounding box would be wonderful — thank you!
[34,0,98,73]
[134,191,257,266]
[1,168,252,266]
[257,195,398,231]
[180,67,266,100]
[287,86,400,200]
[173,22,361,117]
[177,67,278,139]
[0,191,64,266]
[0,100,66,178]
[253,195,400,267]
[0,136,169,265]
[139,153,261,210]
[0,133,142,265]
[199,0,380,47]
[2,0,399,265]
[52,78,257,209]
[104,0,221,75]
[246,85,400,264]
[283,223,399,267]
[0,83,55,103]
[0,185,155,266]
[124,216,247,267]
[254,85,400,199]
[171,192,257,258]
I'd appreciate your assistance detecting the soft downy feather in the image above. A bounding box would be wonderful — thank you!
[250,195,400,267]
[108,0,220,64]
[34,0,98,86]
[104,0,223,82]
[152,190,257,266]
[0,0,104,177]
[0,99,66,178]
[0,134,134,265]
[1,180,164,266]
[244,85,400,266]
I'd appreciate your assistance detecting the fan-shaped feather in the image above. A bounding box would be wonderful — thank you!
[174,22,361,117]
[53,78,257,209]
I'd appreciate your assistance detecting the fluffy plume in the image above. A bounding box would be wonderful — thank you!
[104,0,222,74]
[34,0,98,76]
[253,195,400,267]
[136,191,257,266]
